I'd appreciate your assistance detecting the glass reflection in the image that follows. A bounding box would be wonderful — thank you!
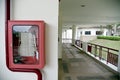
[13,25,39,64]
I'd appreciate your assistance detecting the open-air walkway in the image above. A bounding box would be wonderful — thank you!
[59,43,119,80]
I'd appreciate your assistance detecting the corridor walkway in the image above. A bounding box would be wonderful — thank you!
[59,43,119,80]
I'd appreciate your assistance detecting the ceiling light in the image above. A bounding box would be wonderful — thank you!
[81,5,85,7]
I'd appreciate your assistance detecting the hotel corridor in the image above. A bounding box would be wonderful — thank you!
[59,43,119,80]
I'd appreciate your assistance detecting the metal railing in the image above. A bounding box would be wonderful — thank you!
[75,40,83,48]
[75,40,119,67]
[87,43,119,67]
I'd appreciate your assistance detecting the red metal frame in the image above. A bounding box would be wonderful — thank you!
[8,20,45,69]
[10,68,42,80]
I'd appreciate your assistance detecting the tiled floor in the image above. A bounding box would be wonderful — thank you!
[59,43,119,80]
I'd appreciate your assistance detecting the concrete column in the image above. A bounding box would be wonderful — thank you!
[11,1,58,80]
[72,25,76,45]
[118,50,120,77]
[76,28,80,40]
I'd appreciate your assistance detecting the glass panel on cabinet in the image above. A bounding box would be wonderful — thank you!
[12,25,39,64]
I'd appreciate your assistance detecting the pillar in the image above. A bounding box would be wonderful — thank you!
[72,25,77,45]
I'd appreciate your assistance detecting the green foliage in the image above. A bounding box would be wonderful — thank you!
[97,36,120,41]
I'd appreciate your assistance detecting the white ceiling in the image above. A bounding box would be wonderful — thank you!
[60,0,120,26]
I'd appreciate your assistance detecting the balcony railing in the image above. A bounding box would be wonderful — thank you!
[75,40,83,48]
[75,40,119,67]
[87,43,119,67]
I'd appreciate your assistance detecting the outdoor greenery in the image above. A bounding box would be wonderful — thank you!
[90,39,120,50]
[97,36,120,41]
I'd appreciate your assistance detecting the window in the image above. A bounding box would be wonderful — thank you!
[85,31,91,35]
[96,31,102,35]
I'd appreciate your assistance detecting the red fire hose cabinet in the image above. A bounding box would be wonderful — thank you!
[8,20,45,69]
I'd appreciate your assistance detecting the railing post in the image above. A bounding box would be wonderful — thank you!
[107,49,110,64]
[80,41,83,48]
[118,50,120,78]
[99,46,102,60]
[88,44,92,53]
[94,45,97,57]
[82,42,87,53]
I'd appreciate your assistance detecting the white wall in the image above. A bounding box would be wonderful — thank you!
[78,28,108,36]
[77,28,108,42]
[0,0,37,80]
[0,0,58,80]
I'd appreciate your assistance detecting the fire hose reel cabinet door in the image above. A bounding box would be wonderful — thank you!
[8,20,45,69]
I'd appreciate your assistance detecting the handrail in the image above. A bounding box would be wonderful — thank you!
[75,40,83,48]
[88,43,119,52]
[74,40,119,67]
[87,42,119,67]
